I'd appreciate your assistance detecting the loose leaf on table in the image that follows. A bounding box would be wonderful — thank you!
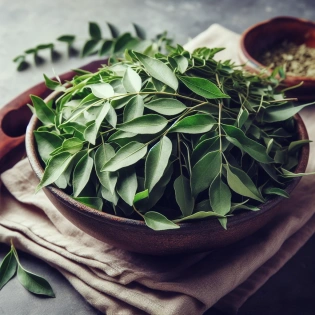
[144,98,186,115]
[73,197,103,210]
[36,152,74,191]
[95,144,118,193]
[263,102,314,122]
[30,95,55,125]
[116,167,138,206]
[34,131,63,163]
[209,174,232,215]
[123,95,144,122]
[73,153,94,197]
[174,175,194,216]
[174,211,224,223]
[117,114,168,134]
[144,211,179,231]
[222,124,273,163]
[169,114,216,134]
[226,164,264,202]
[101,141,147,172]
[191,150,221,196]
[0,249,17,290]
[133,51,178,90]
[122,67,142,92]
[144,136,172,192]
[178,76,229,99]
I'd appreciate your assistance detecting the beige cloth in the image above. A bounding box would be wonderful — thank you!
[1,24,315,315]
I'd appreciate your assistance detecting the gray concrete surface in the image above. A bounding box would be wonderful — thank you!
[0,0,315,314]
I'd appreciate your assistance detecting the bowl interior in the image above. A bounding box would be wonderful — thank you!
[243,17,315,64]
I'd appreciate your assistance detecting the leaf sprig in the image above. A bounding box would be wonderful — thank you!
[0,242,55,297]
[13,22,172,71]
[30,45,313,231]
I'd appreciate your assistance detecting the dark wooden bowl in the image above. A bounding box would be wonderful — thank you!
[239,16,315,100]
[25,89,310,255]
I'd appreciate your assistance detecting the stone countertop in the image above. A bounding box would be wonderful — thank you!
[0,0,315,314]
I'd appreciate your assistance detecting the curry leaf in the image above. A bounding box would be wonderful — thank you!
[101,141,147,172]
[145,136,172,192]
[123,95,144,122]
[0,249,17,290]
[73,197,103,210]
[145,99,186,115]
[122,67,142,93]
[174,211,224,222]
[209,174,231,215]
[133,51,178,90]
[174,175,194,216]
[89,22,102,39]
[30,95,55,125]
[263,187,289,198]
[116,167,138,206]
[144,212,179,231]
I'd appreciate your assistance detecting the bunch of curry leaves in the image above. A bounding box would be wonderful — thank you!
[30,45,313,231]
[13,21,171,71]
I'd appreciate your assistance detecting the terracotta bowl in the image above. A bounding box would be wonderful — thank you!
[239,16,315,100]
[25,94,309,255]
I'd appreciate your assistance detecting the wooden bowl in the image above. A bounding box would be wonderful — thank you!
[239,16,315,100]
[25,93,309,255]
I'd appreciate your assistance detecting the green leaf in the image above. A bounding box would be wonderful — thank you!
[174,55,188,74]
[107,22,120,38]
[209,174,231,215]
[263,102,315,122]
[174,211,224,222]
[288,140,312,153]
[218,218,227,230]
[101,141,147,172]
[0,249,17,290]
[36,152,74,191]
[191,150,221,196]
[95,144,118,193]
[17,265,55,297]
[178,76,229,99]
[99,40,113,56]
[116,167,138,206]
[43,74,65,91]
[133,189,149,204]
[114,33,134,53]
[117,114,168,134]
[84,102,110,144]
[111,95,134,109]
[34,131,63,163]
[222,124,273,163]
[73,197,103,210]
[133,51,178,90]
[133,23,146,39]
[108,130,136,141]
[101,186,119,205]
[191,136,220,165]
[144,212,179,231]
[170,114,216,134]
[106,105,117,127]
[145,136,172,192]
[123,95,144,122]
[88,83,114,98]
[30,95,55,125]
[226,164,264,202]
[174,175,194,216]
[145,98,186,115]
[237,107,249,128]
[122,67,142,93]
[264,187,289,198]
[89,22,102,39]
[60,137,83,154]
[231,201,260,212]
[73,153,94,197]
[81,39,100,57]
[57,35,75,44]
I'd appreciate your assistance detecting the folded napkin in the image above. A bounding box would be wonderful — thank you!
[1,24,315,315]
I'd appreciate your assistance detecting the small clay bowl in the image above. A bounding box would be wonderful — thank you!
[239,16,315,100]
[26,93,309,255]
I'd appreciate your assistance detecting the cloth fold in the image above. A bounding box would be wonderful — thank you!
[1,24,315,315]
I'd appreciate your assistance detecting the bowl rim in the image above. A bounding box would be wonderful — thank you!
[239,16,315,83]
[25,91,310,231]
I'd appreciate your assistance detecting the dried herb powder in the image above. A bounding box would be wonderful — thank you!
[259,40,315,77]
[30,46,315,231]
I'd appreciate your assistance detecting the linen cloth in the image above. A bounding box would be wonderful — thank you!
[1,24,315,315]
